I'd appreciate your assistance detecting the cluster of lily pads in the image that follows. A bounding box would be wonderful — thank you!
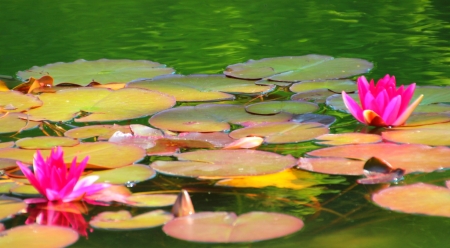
[1,55,450,246]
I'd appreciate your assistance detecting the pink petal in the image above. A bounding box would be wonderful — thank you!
[16,161,46,196]
[392,94,424,126]
[398,83,416,114]
[357,76,370,108]
[382,95,401,125]
[24,198,48,204]
[342,92,365,123]
[46,188,62,201]
[72,176,100,192]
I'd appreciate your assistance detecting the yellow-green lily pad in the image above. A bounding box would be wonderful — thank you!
[290,79,356,93]
[245,101,319,115]
[0,196,26,221]
[90,210,173,230]
[15,136,80,149]
[86,164,156,184]
[315,133,382,146]
[0,113,40,134]
[10,184,39,196]
[125,194,178,207]
[0,224,78,247]
[64,124,132,140]
[0,91,42,113]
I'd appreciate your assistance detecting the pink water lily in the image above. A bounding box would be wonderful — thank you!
[342,74,423,127]
[17,147,110,204]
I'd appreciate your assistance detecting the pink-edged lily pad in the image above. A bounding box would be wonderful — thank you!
[146,138,214,156]
[290,79,356,93]
[315,133,382,146]
[224,55,373,82]
[151,150,296,178]
[0,91,42,112]
[85,164,156,184]
[26,87,176,122]
[0,224,79,247]
[245,101,318,115]
[229,122,329,144]
[163,211,304,243]
[90,210,173,230]
[0,196,26,221]
[128,74,274,102]
[372,183,450,217]
[64,124,132,140]
[303,143,450,174]
[298,157,365,175]
[15,136,79,149]
[0,158,18,170]
[176,132,235,147]
[149,103,292,132]
[17,59,174,86]
[382,122,450,146]
[0,113,40,134]
[125,194,178,207]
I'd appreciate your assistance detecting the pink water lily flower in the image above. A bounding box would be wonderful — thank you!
[17,147,110,204]
[342,74,423,127]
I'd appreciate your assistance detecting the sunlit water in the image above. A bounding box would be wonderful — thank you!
[1,0,450,247]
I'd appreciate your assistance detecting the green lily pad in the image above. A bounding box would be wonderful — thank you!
[0,142,146,169]
[0,224,78,247]
[86,164,156,184]
[372,183,450,217]
[292,89,337,103]
[125,194,178,207]
[414,103,450,113]
[149,104,292,132]
[224,55,373,82]
[290,80,356,93]
[90,210,173,230]
[163,211,304,243]
[0,182,19,194]
[245,101,319,115]
[151,150,296,178]
[413,86,450,105]
[315,133,382,146]
[26,87,176,122]
[0,142,14,148]
[382,122,450,146]
[229,122,329,144]
[0,196,26,221]
[0,91,42,112]
[64,124,132,140]
[128,74,274,102]
[15,136,79,149]
[10,184,39,196]
[291,113,336,126]
[0,113,40,134]
[17,59,174,86]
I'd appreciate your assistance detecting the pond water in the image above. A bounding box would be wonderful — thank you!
[1,0,450,247]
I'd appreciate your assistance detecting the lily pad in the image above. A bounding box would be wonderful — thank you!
[382,122,450,146]
[229,122,329,144]
[90,210,173,230]
[290,80,356,93]
[315,133,382,146]
[245,101,319,115]
[414,103,450,113]
[0,196,26,221]
[0,181,19,194]
[146,138,214,156]
[149,104,292,132]
[15,136,79,149]
[297,157,365,175]
[0,91,42,112]
[0,225,79,247]
[224,55,373,82]
[26,87,176,122]
[86,164,156,184]
[128,74,274,102]
[162,211,304,243]
[372,183,450,217]
[10,184,39,196]
[413,86,450,105]
[0,142,15,149]
[125,194,178,207]
[151,150,296,178]
[0,113,40,134]
[291,89,337,103]
[0,158,19,170]
[64,124,132,140]
[291,113,336,126]
[17,59,174,86]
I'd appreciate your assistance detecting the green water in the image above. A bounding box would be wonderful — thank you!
[2,0,450,247]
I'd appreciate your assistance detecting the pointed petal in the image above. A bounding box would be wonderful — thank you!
[392,94,424,126]
[398,83,416,113]
[382,95,401,125]
[17,161,46,196]
[342,92,365,123]
[363,110,388,127]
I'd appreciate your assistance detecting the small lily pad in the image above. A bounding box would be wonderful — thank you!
[125,194,178,208]
[0,224,78,247]
[315,133,382,146]
[0,196,26,221]
[15,136,79,149]
[90,210,173,230]
[0,113,40,134]
[64,124,132,140]
[291,113,336,126]
[245,101,319,115]
[10,184,40,196]
[290,80,356,93]
[291,89,337,103]
[163,211,304,243]
[86,164,156,184]
[0,182,19,194]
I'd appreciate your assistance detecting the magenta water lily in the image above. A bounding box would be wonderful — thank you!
[17,147,110,204]
[342,74,423,127]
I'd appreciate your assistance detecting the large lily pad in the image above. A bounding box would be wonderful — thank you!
[0,224,79,247]
[229,122,329,144]
[413,86,450,105]
[0,91,42,112]
[372,183,450,217]
[224,55,373,82]
[128,74,274,102]
[17,59,174,86]
[290,80,356,93]
[26,87,176,122]
[0,113,40,134]
[298,157,365,175]
[64,124,132,140]
[90,210,173,230]
[163,211,304,243]
[151,150,296,178]
[125,194,178,208]
[0,196,26,221]
[86,164,156,184]
[315,133,382,146]
[149,104,292,132]
[15,136,79,149]
[382,122,450,146]
[245,101,319,115]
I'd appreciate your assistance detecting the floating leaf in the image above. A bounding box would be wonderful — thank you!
[315,133,382,146]
[146,138,214,156]
[163,211,304,243]
[151,150,296,178]
[298,157,365,175]
[64,124,132,140]
[90,210,173,230]
[0,225,78,247]
[15,136,79,149]
[245,101,318,115]
[86,164,156,184]
[222,137,263,149]
[224,55,373,82]
[290,80,356,93]
[176,132,235,147]
[414,103,450,113]
[382,122,450,146]
[0,181,19,194]
[17,59,174,86]
[125,194,177,208]
[0,113,40,134]
[372,183,450,217]
[149,104,292,132]
[128,74,274,102]
[413,86,450,105]
[229,122,329,144]
[10,184,39,196]
[0,196,26,221]
[0,91,42,112]
[291,113,336,126]
[0,142,15,149]
[26,88,176,122]
[0,158,18,170]
[291,89,336,103]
